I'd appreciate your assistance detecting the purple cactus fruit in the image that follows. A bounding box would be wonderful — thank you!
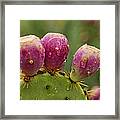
[70,44,100,82]
[20,35,45,76]
[88,86,100,100]
[40,33,69,73]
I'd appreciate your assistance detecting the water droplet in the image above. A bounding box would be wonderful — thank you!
[67,44,69,47]
[39,44,42,49]
[66,85,70,91]
[56,68,60,71]
[48,52,51,55]
[87,71,90,75]
[55,90,58,93]
[64,59,67,63]
[48,93,51,96]
[55,47,59,50]
[29,60,34,64]
[54,88,58,93]
[80,61,86,68]
[94,61,97,64]
[66,87,70,91]
[56,51,60,56]
[48,93,55,96]
[51,93,55,96]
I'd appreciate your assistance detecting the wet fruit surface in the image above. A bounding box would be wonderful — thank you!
[41,33,69,73]
[20,21,100,100]
[70,44,100,81]
[20,35,45,76]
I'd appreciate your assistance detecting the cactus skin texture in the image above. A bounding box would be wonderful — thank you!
[88,86,100,100]
[70,44,100,82]
[20,35,45,76]
[20,73,86,100]
[40,33,69,73]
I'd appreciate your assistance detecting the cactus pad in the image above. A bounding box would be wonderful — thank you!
[20,73,86,100]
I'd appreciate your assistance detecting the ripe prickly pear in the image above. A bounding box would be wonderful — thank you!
[88,86,100,100]
[41,33,69,73]
[20,35,45,76]
[70,44,100,82]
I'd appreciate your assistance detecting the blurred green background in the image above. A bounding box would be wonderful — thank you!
[20,20,100,89]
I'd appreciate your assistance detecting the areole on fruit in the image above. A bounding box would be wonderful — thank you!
[40,33,70,74]
[70,44,100,82]
[20,35,45,77]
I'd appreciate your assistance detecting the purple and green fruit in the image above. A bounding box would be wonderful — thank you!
[20,33,100,100]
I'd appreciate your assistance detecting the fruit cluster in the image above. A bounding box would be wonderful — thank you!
[20,33,100,100]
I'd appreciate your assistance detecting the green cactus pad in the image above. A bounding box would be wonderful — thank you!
[20,73,86,100]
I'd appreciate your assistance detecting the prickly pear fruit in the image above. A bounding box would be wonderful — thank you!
[70,44,100,82]
[41,33,69,73]
[88,86,100,100]
[20,35,45,76]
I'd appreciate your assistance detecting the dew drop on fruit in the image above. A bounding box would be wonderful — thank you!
[80,61,86,68]
[87,71,90,75]
[48,52,52,57]
[55,47,59,50]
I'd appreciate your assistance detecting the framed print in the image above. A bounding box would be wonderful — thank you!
[0,0,119,119]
